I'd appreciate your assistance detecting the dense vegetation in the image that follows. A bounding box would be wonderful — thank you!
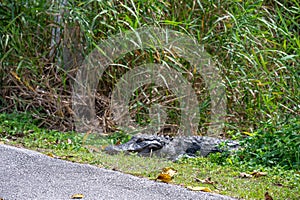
[0,0,299,182]
[1,112,299,199]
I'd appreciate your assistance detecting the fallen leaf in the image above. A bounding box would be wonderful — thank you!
[239,172,252,178]
[265,192,273,200]
[67,138,72,144]
[187,186,212,192]
[195,177,216,185]
[155,167,177,183]
[46,152,55,158]
[115,139,121,145]
[251,171,267,177]
[71,193,84,199]
[162,167,177,177]
[45,152,61,159]
[156,173,172,183]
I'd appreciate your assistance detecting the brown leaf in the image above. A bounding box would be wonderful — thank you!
[187,186,212,192]
[251,171,267,177]
[264,192,273,200]
[71,193,84,199]
[195,177,216,185]
[115,139,121,145]
[239,172,252,178]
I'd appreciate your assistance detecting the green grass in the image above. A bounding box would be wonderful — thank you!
[1,112,299,199]
[1,1,299,199]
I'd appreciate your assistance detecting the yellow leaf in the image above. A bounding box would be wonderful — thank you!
[187,186,212,192]
[45,152,62,159]
[242,131,254,136]
[156,173,172,183]
[162,167,177,177]
[46,152,55,158]
[71,193,84,199]
[155,167,177,183]
[10,71,21,81]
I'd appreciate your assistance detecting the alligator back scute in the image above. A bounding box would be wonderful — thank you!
[104,134,240,161]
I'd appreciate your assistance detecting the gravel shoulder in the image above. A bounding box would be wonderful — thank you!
[0,144,236,200]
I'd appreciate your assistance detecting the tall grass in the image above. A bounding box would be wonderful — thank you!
[0,0,299,135]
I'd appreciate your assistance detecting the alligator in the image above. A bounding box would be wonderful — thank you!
[104,134,240,161]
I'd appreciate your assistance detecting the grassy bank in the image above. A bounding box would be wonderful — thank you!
[1,112,299,199]
[1,1,299,199]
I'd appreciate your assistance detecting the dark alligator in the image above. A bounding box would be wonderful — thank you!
[104,134,240,161]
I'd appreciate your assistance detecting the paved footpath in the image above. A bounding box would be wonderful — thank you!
[0,144,236,200]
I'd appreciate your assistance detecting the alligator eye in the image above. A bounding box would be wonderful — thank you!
[136,138,145,143]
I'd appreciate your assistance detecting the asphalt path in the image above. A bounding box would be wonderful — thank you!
[0,144,236,200]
